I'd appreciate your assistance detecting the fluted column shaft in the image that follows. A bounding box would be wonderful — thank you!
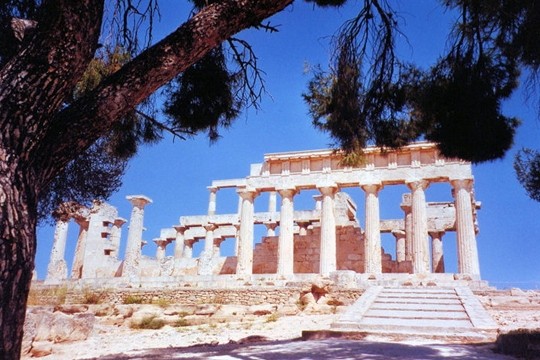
[208,187,218,215]
[45,218,69,282]
[71,219,89,279]
[392,229,406,263]
[430,231,445,273]
[236,189,258,275]
[318,185,338,275]
[123,195,152,278]
[174,226,186,259]
[452,179,480,277]
[407,180,430,274]
[203,223,217,255]
[109,218,126,258]
[277,188,296,275]
[362,184,383,274]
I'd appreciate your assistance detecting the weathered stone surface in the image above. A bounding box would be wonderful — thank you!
[29,341,53,357]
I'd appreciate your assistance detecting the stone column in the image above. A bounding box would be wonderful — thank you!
[109,218,126,258]
[198,223,218,275]
[451,179,481,278]
[407,180,430,274]
[71,219,89,279]
[236,188,258,275]
[392,229,406,263]
[400,194,413,262]
[233,223,241,256]
[154,238,169,260]
[277,188,296,275]
[207,186,218,215]
[45,217,70,283]
[264,221,278,237]
[297,221,310,236]
[183,239,194,259]
[430,230,445,273]
[203,223,217,256]
[173,226,186,259]
[268,191,277,213]
[318,184,338,276]
[123,195,152,278]
[362,183,383,274]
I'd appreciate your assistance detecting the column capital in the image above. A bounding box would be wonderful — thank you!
[428,230,446,238]
[203,223,218,232]
[391,229,406,238]
[113,217,127,227]
[406,179,430,191]
[361,183,383,194]
[153,238,170,247]
[173,225,186,234]
[277,187,297,198]
[450,178,474,191]
[126,194,153,208]
[207,186,218,193]
[317,183,338,196]
[236,187,259,200]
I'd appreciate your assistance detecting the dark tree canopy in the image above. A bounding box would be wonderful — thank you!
[1,0,540,358]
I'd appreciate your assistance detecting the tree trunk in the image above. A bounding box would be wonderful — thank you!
[0,158,37,359]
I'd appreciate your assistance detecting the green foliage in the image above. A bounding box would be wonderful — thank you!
[164,47,240,142]
[130,315,165,330]
[123,295,145,304]
[514,148,540,201]
[81,289,102,305]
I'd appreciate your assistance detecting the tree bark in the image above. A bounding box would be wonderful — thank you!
[36,0,294,184]
[0,160,38,359]
[0,1,293,358]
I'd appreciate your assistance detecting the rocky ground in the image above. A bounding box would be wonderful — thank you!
[22,288,540,359]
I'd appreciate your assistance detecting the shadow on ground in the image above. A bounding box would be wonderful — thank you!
[84,338,513,359]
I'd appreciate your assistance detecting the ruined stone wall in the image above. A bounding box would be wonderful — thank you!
[30,285,364,307]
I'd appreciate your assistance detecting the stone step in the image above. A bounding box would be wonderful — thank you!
[380,287,455,294]
[378,292,457,299]
[360,316,473,328]
[374,297,462,305]
[370,302,464,311]
[365,309,469,320]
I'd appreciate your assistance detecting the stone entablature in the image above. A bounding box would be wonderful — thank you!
[43,142,482,285]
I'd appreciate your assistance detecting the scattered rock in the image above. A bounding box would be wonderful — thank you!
[29,341,53,357]
[55,304,89,314]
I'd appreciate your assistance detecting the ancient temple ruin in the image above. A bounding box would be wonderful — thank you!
[44,142,482,286]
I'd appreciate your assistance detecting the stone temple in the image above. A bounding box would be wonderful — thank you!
[44,141,484,287]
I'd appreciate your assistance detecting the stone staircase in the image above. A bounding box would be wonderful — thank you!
[330,286,499,342]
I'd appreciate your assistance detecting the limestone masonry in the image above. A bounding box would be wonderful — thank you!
[43,142,483,286]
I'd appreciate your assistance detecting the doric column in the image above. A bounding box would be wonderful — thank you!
[207,186,218,215]
[236,188,258,275]
[183,239,194,259]
[297,221,310,236]
[392,229,406,263]
[123,195,152,278]
[109,218,126,258]
[45,217,70,283]
[451,179,480,278]
[430,230,445,273]
[154,238,169,260]
[203,223,217,256]
[173,225,186,259]
[406,180,430,274]
[318,184,338,276]
[400,194,413,262]
[233,223,241,256]
[264,221,278,237]
[71,218,89,279]
[268,191,277,213]
[277,187,296,275]
[362,183,383,274]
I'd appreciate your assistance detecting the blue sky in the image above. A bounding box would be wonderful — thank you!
[36,1,540,289]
